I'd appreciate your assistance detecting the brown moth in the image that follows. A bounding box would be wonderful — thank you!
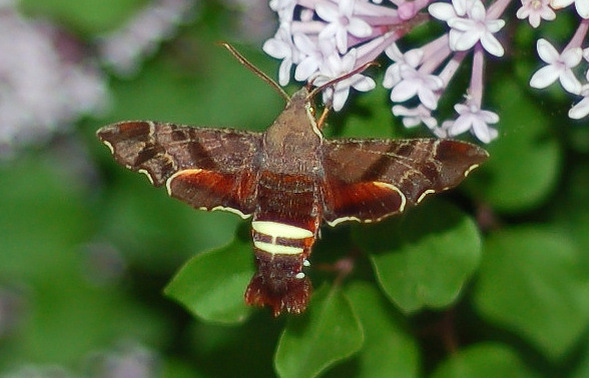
[97,47,488,316]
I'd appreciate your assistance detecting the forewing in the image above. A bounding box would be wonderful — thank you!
[97,121,262,218]
[322,138,488,225]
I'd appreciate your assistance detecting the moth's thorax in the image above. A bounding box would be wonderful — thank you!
[262,88,322,176]
[264,89,320,145]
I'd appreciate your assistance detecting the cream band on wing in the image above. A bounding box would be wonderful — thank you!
[165,168,203,196]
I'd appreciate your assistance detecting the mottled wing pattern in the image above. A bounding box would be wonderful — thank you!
[97,121,263,218]
[322,138,488,225]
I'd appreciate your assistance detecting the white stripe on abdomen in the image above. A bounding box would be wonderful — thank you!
[251,220,313,255]
[253,241,304,255]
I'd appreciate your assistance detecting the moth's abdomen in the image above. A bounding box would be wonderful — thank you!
[245,220,316,316]
[245,173,322,316]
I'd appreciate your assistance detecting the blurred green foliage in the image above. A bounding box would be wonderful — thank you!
[1,1,589,377]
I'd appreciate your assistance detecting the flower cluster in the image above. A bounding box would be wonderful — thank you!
[263,0,589,143]
[0,0,108,158]
[527,20,589,119]
[519,0,589,119]
[97,0,196,76]
[0,0,196,158]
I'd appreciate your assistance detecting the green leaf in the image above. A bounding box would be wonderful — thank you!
[98,173,239,272]
[274,284,363,378]
[164,235,255,324]
[473,226,589,359]
[341,281,419,378]
[354,200,482,313]
[467,80,562,213]
[188,315,283,377]
[552,164,589,268]
[431,343,537,378]
[572,335,589,378]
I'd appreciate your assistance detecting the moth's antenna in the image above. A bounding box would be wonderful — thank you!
[218,42,291,103]
[306,61,379,102]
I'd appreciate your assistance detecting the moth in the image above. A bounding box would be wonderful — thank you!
[97,46,488,316]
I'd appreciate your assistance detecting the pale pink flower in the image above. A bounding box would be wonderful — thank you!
[312,49,375,111]
[443,102,499,143]
[530,38,583,94]
[316,0,372,54]
[516,0,556,28]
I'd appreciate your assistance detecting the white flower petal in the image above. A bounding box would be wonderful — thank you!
[472,119,497,143]
[561,47,583,67]
[530,65,561,88]
[527,13,541,28]
[404,49,424,67]
[447,18,474,31]
[315,2,337,22]
[384,43,403,61]
[428,3,456,20]
[448,29,463,51]
[453,28,480,51]
[278,59,292,86]
[347,17,372,38]
[417,86,439,109]
[480,32,505,57]
[453,0,474,16]
[383,64,401,88]
[516,5,530,19]
[536,38,559,63]
[485,19,505,33]
[542,9,557,21]
[469,0,486,20]
[335,29,349,53]
[402,117,421,128]
[550,0,574,8]
[332,87,351,111]
[559,69,582,94]
[479,109,500,123]
[263,39,290,59]
[352,76,376,91]
[569,96,589,119]
[318,22,338,41]
[292,33,315,53]
[390,80,418,102]
[340,0,355,16]
[577,0,589,18]
[454,103,469,113]
[294,58,319,81]
[448,116,473,135]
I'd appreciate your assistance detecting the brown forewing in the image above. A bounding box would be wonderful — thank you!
[322,138,488,224]
[97,121,263,216]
